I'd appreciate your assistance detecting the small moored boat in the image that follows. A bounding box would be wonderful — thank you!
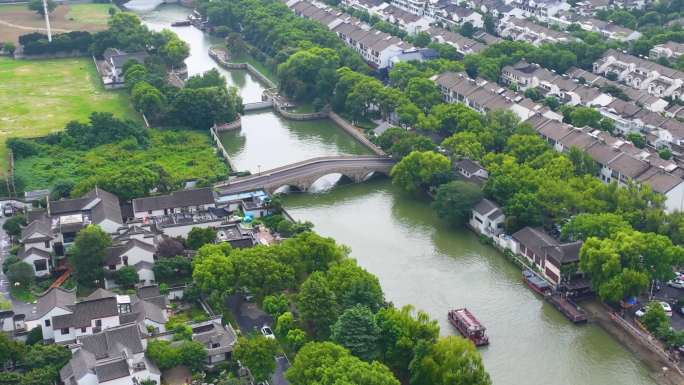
[448,308,489,346]
[522,269,552,296]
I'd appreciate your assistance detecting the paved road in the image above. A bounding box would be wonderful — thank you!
[215,156,395,194]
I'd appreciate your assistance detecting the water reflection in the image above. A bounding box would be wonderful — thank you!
[283,180,656,385]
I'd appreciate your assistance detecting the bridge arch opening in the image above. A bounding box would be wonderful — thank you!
[308,173,354,193]
[272,185,303,195]
[362,170,389,182]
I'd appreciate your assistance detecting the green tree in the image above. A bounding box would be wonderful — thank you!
[432,181,483,227]
[326,259,384,312]
[286,342,400,385]
[132,82,166,118]
[376,305,439,381]
[278,231,347,278]
[460,22,474,37]
[69,225,111,286]
[27,0,56,16]
[262,294,289,319]
[169,86,242,130]
[442,131,485,161]
[275,311,297,339]
[285,328,307,352]
[331,305,380,362]
[160,37,189,68]
[20,368,57,385]
[114,266,139,288]
[3,42,16,55]
[561,213,632,241]
[23,344,71,370]
[568,107,602,128]
[234,336,279,383]
[3,215,26,239]
[409,336,491,385]
[50,180,74,201]
[391,151,451,194]
[640,302,668,333]
[146,340,179,370]
[178,341,208,372]
[192,245,234,294]
[0,333,25,367]
[297,272,338,339]
[7,262,34,288]
[406,78,442,113]
[186,227,217,250]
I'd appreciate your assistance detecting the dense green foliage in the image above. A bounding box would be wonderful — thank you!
[432,181,484,227]
[0,334,71,385]
[286,342,400,385]
[14,125,228,197]
[146,340,208,372]
[186,227,217,250]
[409,336,492,385]
[70,225,112,286]
[234,336,280,382]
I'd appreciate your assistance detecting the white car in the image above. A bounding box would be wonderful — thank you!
[635,302,673,317]
[261,325,275,339]
[668,279,684,289]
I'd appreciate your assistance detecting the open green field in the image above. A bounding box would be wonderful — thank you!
[65,4,114,26]
[0,57,138,174]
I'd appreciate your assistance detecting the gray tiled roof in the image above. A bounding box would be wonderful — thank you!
[95,359,130,382]
[49,188,122,226]
[132,188,215,213]
[52,297,118,329]
[78,323,144,359]
[455,159,484,174]
[20,218,52,243]
[473,198,500,216]
[27,287,76,321]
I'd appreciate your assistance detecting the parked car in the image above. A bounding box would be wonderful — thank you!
[636,302,673,317]
[261,325,275,339]
[668,279,684,289]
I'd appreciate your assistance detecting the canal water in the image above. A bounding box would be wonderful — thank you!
[133,4,658,385]
[283,181,656,385]
[135,4,372,174]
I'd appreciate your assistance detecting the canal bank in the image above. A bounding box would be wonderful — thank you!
[282,180,657,385]
[134,3,661,384]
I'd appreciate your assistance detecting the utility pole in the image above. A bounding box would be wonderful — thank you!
[42,0,52,42]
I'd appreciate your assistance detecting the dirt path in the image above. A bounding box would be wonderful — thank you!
[0,18,70,33]
[583,300,684,385]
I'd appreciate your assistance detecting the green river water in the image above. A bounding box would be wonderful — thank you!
[135,5,658,384]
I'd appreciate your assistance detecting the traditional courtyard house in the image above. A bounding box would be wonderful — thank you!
[593,49,684,101]
[103,239,158,288]
[469,199,505,236]
[132,188,216,220]
[650,42,684,61]
[454,159,488,184]
[100,48,150,88]
[509,0,570,21]
[23,287,76,341]
[60,323,160,385]
[189,317,238,368]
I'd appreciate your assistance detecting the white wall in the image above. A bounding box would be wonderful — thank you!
[37,307,72,341]
[665,181,684,213]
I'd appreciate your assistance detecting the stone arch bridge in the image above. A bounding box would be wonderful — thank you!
[214,156,395,195]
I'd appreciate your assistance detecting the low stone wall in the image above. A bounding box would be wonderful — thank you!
[214,115,242,132]
[208,47,276,89]
[274,104,328,121]
[328,111,386,156]
[210,126,236,171]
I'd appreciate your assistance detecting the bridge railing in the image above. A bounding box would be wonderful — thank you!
[214,155,394,188]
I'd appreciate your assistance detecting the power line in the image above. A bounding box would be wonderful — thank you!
[42,0,52,42]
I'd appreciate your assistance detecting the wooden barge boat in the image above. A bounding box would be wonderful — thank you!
[522,269,552,296]
[546,294,588,324]
[171,20,192,27]
[448,308,489,346]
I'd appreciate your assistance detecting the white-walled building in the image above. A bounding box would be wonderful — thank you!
[60,323,160,385]
[469,199,505,236]
[24,287,76,341]
[132,188,216,221]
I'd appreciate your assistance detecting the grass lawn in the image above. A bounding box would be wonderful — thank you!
[65,4,114,26]
[0,57,138,175]
[10,286,36,303]
[0,3,113,43]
